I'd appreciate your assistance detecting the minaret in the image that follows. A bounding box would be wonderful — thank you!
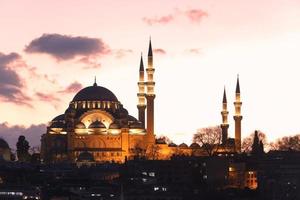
[146,38,155,137]
[234,75,243,153]
[137,53,146,127]
[221,87,229,144]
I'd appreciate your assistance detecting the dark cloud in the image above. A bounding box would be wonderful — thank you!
[184,9,208,23]
[25,33,110,61]
[114,49,133,59]
[0,52,31,105]
[59,81,83,94]
[153,48,166,55]
[0,122,46,149]
[143,15,174,25]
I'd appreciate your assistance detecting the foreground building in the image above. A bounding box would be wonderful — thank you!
[41,39,243,164]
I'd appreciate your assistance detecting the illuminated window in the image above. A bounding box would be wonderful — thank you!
[149,172,155,177]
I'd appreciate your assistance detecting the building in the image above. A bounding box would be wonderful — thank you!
[41,40,156,163]
[41,39,243,164]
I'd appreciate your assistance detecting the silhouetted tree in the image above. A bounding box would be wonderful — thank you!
[193,126,221,156]
[156,135,173,144]
[242,130,267,153]
[147,144,160,160]
[131,141,146,159]
[16,135,30,162]
[271,134,300,151]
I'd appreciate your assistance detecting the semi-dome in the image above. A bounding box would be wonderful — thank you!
[88,120,106,129]
[75,122,86,129]
[50,121,65,128]
[52,114,65,122]
[72,84,118,102]
[109,122,120,129]
[0,138,9,149]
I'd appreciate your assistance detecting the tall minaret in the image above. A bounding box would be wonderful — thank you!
[137,53,146,127]
[234,75,242,153]
[146,38,155,136]
[221,87,229,144]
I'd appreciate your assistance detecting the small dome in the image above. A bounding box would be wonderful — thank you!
[77,151,94,162]
[109,122,120,129]
[75,122,86,129]
[0,138,9,149]
[179,143,188,148]
[50,121,65,128]
[128,115,138,122]
[168,143,177,147]
[190,143,200,148]
[88,120,106,129]
[72,85,118,102]
[129,121,143,129]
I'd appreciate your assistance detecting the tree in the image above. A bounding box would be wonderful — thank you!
[16,135,30,162]
[271,134,300,151]
[147,144,160,160]
[156,135,173,144]
[193,126,222,156]
[242,130,267,153]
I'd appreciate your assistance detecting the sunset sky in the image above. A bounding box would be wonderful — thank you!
[1,0,300,148]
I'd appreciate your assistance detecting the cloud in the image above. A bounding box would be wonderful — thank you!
[0,52,31,105]
[0,122,46,149]
[184,9,208,23]
[143,15,174,25]
[114,49,133,59]
[153,48,166,55]
[25,33,110,61]
[59,81,83,94]
[186,48,202,54]
[35,92,60,102]
[143,8,207,25]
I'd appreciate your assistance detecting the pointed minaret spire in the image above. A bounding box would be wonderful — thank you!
[221,86,229,144]
[148,37,153,57]
[146,37,155,142]
[139,52,144,72]
[234,75,243,153]
[93,76,97,86]
[137,53,146,127]
[223,87,227,103]
[236,74,240,94]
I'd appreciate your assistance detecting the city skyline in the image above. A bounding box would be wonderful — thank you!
[1,0,300,147]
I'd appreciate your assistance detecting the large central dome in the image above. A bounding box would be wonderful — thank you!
[72,83,118,102]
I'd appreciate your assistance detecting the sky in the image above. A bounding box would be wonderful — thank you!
[0,0,300,148]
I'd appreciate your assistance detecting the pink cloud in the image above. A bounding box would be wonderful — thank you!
[114,49,133,59]
[187,48,202,54]
[184,9,208,23]
[36,92,60,102]
[154,48,167,55]
[59,81,83,94]
[143,15,174,25]
[143,8,208,26]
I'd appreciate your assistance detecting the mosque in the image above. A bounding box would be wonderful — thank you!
[41,40,243,164]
